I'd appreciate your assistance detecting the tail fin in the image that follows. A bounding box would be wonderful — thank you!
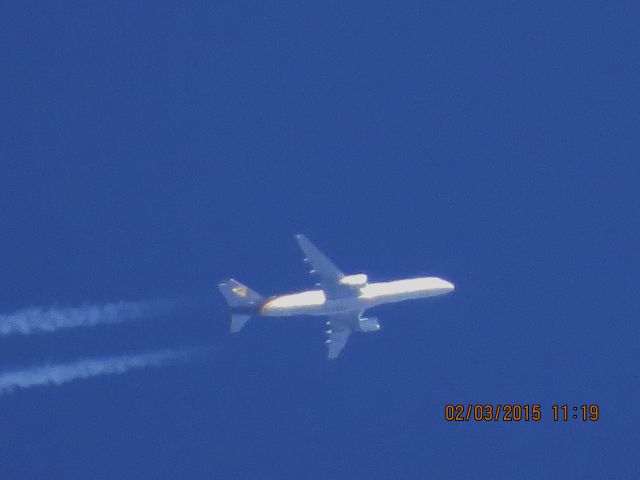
[217,279,263,333]
[218,278,263,308]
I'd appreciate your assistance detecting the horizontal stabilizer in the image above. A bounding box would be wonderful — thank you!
[230,314,251,333]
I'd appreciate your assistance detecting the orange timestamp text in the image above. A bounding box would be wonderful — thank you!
[444,404,600,422]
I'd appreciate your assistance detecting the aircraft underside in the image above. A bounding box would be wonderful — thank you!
[218,234,454,358]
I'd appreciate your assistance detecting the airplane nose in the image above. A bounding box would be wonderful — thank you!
[442,280,455,292]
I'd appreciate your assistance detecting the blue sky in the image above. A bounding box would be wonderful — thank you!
[1,2,638,478]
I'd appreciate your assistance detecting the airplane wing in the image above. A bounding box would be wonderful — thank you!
[295,234,354,299]
[324,311,361,359]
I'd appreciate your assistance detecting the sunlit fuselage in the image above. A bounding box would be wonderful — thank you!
[260,277,455,317]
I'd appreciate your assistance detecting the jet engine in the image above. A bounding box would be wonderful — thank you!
[339,273,368,287]
[358,317,381,333]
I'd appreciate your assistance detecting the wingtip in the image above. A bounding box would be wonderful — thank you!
[294,233,309,245]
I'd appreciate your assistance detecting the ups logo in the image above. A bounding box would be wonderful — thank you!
[232,286,248,297]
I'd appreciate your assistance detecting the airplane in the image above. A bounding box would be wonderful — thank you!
[218,234,455,359]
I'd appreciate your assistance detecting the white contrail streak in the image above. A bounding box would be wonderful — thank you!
[0,299,176,336]
[0,347,200,396]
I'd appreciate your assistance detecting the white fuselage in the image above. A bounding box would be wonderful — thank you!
[260,277,455,317]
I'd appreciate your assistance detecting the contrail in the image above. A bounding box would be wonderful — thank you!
[0,299,176,336]
[0,347,201,396]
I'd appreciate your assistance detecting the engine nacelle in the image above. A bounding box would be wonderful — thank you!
[358,317,381,333]
[339,273,368,287]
